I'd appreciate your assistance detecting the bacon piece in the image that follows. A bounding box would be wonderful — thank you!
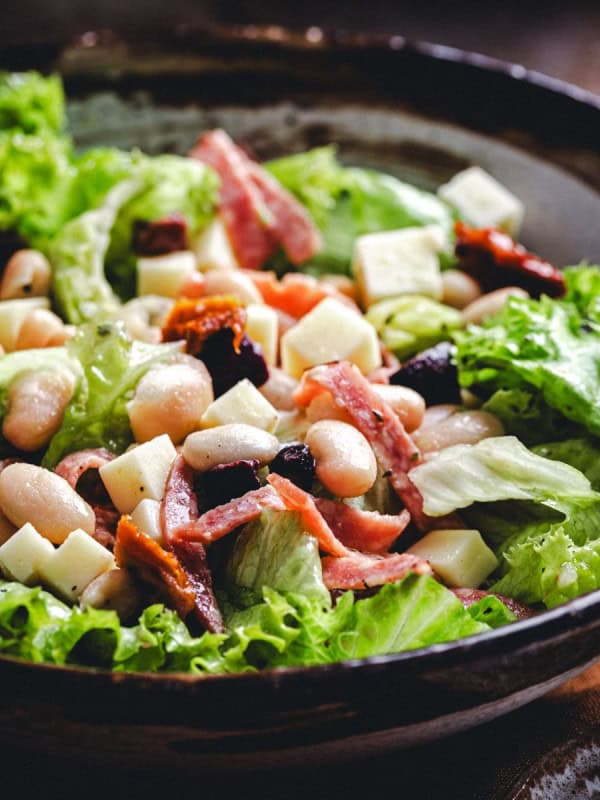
[454,221,566,298]
[246,163,322,264]
[322,551,433,590]
[172,485,286,544]
[93,506,120,550]
[133,213,188,256]
[160,455,199,545]
[315,498,410,554]
[161,296,246,356]
[171,539,224,633]
[55,448,115,488]
[452,588,535,620]
[293,362,429,529]
[115,516,223,632]
[247,271,359,319]
[190,130,276,269]
[266,474,350,557]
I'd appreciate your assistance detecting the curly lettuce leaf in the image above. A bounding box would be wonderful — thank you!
[455,266,600,437]
[226,509,330,608]
[266,147,454,275]
[0,71,64,134]
[533,438,600,491]
[466,595,517,628]
[106,154,219,300]
[482,388,583,446]
[43,321,178,467]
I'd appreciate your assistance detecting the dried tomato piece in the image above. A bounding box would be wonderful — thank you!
[161,296,247,355]
[133,213,189,256]
[454,221,565,298]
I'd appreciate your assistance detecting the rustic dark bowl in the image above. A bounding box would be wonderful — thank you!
[1,28,600,770]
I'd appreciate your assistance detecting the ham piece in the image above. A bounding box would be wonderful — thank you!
[190,129,321,269]
[315,498,410,554]
[322,552,433,591]
[293,362,430,530]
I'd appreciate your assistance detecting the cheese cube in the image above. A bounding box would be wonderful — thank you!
[281,297,382,378]
[193,218,239,271]
[39,529,116,601]
[438,166,524,236]
[201,378,279,432]
[99,434,177,514]
[0,297,50,352]
[408,528,498,588]
[245,304,279,366]
[352,226,445,308]
[137,251,196,298]
[0,523,54,584]
[131,498,162,542]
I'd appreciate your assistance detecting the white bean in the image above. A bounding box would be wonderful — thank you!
[15,309,67,350]
[259,368,299,411]
[462,287,529,325]
[0,250,51,300]
[441,269,482,309]
[183,424,280,471]
[306,392,352,424]
[419,404,459,430]
[119,295,174,343]
[0,462,95,544]
[80,568,142,620]
[203,271,263,305]
[413,410,504,454]
[3,369,75,451]
[371,384,425,433]
[127,358,214,444]
[0,511,16,546]
[305,420,377,498]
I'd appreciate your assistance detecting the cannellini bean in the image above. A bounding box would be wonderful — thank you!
[371,384,425,433]
[3,368,75,451]
[0,511,16,546]
[306,392,352,424]
[441,269,482,309]
[119,295,174,343]
[305,420,377,498]
[183,424,280,471]
[412,410,504,454]
[419,404,459,430]
[127,358,214,444]
[259,368,299,411]
[321,274,360,303]
[0,250,51,300]
[80,568,142,620]
[0,463,95,544]
[462,287,529,325]
[203,271,263,305]
[14,309,68,350]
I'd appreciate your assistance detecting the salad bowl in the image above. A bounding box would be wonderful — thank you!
[0,27,600,769]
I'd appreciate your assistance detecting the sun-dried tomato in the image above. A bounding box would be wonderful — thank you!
[454,221,565,298]
[161,296,247,356]
[132,213,188,256]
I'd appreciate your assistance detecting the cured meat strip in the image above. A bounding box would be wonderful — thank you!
[55,448,115,487]
[455,221,566,298]
[293,362,430,530]
[160,455,199,544]
[172,485,286,544]
[247,271,359,319]
[171,539,224,633]
[315,498,410,554]
[322,552,433,591]
[266,473,350,557]
[190,130,276,269]
[246,163,322,264]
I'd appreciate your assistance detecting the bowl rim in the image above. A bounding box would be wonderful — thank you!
[0,25,599,687]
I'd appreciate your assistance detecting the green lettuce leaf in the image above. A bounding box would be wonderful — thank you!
[0,582,70,661]
[43,321,178,467]
[226,509,330,608]
[455,266,600,437]
[266,147,454,275]
[482,388,583,446]
[0,71,65,134]
[533,438,600,490]
[466,595,517,628]
[106,154,219,299]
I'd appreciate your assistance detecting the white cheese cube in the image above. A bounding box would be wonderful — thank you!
[352,225,445,308]
[438,166,524,236]
[131,498,163,543]
[39,529,116,601]
[408,528,498,588]
[137,251,197,298]
[193,218,239,271]
[245,304,279,366]
[0,297,50,352]
[0,523,54,584]
[99,434,177,514]
[281,297,382,378]
[201,378,279,432]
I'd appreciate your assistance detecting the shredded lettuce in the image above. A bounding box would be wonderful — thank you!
[42,321,178,467]
[0,71,65,134]
[266,147,454,275]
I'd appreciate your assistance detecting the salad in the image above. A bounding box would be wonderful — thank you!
[0,70,599,675]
